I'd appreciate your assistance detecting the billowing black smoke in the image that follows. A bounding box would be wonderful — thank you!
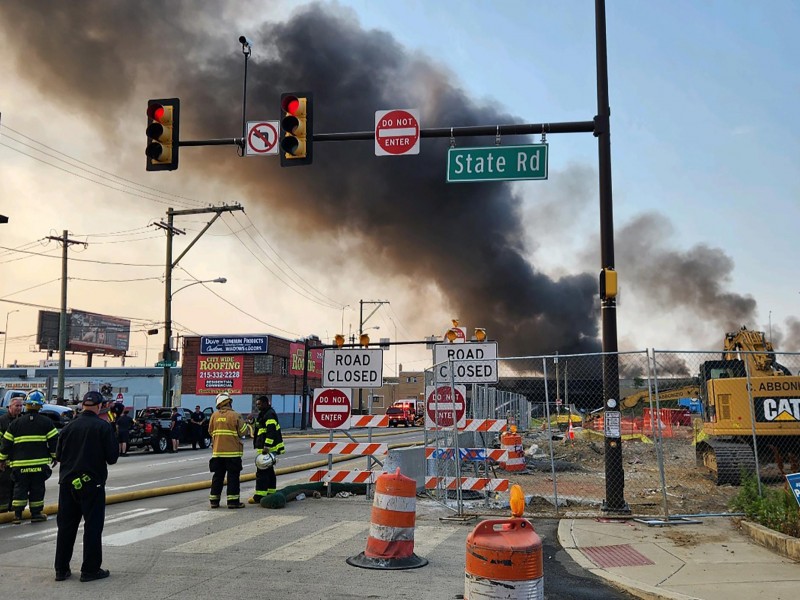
[3,2,781,358]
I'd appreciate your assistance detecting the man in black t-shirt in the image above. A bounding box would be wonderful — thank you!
[115,410,133,456]
[189,406,204,450]
[169,408,183,453]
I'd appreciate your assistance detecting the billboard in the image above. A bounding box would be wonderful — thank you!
[289,343,324,378]
[37,310,131,356]
[68,310,130,355]
[196,354,244,395]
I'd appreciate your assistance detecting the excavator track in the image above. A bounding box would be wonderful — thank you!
[698,440,757,486]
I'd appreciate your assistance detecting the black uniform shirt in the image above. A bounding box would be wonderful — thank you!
[55,411,119,485]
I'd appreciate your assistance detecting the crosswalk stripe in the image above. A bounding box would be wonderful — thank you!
[259,520,369,562]
[165,515,304,554]
[412,525,463,557]
[104,510,225,547]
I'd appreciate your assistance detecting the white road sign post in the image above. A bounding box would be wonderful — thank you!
[433,342,499,384]
[375,109,420,156]
[322,348,384,388]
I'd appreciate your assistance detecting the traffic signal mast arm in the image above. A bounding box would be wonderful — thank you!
[164,120,597,149]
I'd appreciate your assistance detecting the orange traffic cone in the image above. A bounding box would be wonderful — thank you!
[568,419,575,441]
[347,468,428,570]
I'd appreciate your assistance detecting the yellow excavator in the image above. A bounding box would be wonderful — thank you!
[613,327,799,485]
[694,326,800,485]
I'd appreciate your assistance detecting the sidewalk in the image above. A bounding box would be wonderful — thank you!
[558,516,800,600]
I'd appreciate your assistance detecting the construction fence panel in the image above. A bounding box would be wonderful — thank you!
[651,349,800,518]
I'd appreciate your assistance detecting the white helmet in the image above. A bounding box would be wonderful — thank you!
[255,452,277,470]
[215,392,232,408]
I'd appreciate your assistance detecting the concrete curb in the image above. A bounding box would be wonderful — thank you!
[0,440,420,524]
[557,519,700,600]
[737,518,800,561]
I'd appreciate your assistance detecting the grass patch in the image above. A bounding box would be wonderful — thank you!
[729,472,800,538]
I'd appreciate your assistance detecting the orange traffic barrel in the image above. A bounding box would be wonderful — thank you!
[347,468,428,570]
[465,518,543,599]
[500,431,525,471]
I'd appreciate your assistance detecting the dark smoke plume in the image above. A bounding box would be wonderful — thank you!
[0,1,600,355]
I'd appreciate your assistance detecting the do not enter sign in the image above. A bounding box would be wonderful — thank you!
[312,388,352,430]
[425,384,467,429]
[375,109,420,156]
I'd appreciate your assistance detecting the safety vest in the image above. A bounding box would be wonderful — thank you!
[0,412,58,468]
[208,407,248,458]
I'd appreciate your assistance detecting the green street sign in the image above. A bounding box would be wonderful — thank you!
[155,360,178,368]
[447,144,548,183]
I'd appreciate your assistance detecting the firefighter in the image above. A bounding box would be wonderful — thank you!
[207,393,249,509]
[249,395,285,504]
[0,390,58,524]
[0,395,24,512]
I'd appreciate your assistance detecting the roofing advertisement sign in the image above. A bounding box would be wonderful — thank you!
[200,335,267,354]
[196,355,244,395]
[289,343,324,378]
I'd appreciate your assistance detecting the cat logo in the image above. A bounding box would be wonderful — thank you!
[762,398,800,421]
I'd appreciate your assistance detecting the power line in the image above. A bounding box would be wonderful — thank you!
[0,244,163,267]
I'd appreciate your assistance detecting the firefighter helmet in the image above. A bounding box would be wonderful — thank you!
[25,390,45,407]
[215,392,232,408]
[255,452,277,470]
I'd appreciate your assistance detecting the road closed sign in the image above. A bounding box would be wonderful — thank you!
[322,348,384,388]
[433,342,499,384]
[312,388,352,430]
[425,384,467,429]
[375,109,420,156]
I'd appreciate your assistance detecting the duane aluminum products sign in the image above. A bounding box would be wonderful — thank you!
[201,335,268,354]
[433,342,498,384]
[322,348,384,388]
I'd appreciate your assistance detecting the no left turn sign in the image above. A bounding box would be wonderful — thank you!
[246,120,279,156]
[375,109,420,156]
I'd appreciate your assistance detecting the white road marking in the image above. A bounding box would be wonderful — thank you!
[412,525,463,557]
[106,472,211,491]
[259,521,369,562]
[166,515,304,553]
[104,510,225,546]
[11,507,159,539]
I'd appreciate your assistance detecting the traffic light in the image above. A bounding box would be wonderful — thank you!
[279,92,312,166]
[146,98,180,171]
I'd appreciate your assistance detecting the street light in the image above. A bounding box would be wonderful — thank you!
[171,277,227,299]
[144,328,159,366]
[2,310,20,368]
[162,277,226,407]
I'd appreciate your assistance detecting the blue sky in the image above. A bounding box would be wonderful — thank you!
[0,0,798,370]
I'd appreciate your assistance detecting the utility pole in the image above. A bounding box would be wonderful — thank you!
[45,230,86,404]
[154,204,243,407]
[357,299,389,414]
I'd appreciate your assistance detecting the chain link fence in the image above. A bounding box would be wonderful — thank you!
[422,348,800,519]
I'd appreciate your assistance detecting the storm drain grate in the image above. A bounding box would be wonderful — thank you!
[581,544,655,568]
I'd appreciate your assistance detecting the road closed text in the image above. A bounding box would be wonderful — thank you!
[433,342,499,384]
[322,348,384,388]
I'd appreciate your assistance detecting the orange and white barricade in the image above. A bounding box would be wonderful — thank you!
[500,431,525,471]
[347,468,428,570]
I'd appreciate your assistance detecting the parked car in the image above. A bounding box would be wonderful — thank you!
[132,407,212,453]
[39,404,75,429]
[386,406,415,427]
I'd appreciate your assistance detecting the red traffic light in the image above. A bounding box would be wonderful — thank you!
[147,103,166,122]
[146,98,180,172]
[279,92,312,166]
[281,95,301,116]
